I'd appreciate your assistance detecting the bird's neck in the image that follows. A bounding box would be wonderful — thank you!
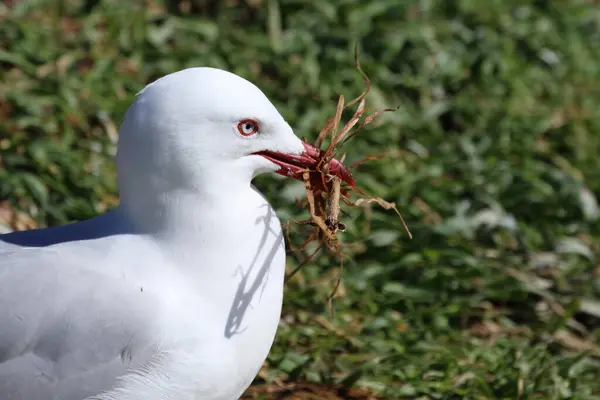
[118,182,253,240]
[116,159,259,233]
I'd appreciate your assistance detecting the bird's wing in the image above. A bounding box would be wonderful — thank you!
[0,243,159,400]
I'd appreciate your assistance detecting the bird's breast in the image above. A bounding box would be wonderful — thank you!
[151,192,287,398]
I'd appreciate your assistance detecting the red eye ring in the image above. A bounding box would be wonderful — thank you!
[237,119,260,137]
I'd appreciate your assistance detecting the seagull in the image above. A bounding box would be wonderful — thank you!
[0,67,354,400]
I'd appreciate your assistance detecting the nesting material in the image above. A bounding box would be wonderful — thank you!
[286,54,412,306]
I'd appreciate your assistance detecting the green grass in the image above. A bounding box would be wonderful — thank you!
[2,0,600,398]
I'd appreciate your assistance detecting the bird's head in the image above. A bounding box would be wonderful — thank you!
[116,67,353,201]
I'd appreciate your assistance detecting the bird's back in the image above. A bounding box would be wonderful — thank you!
[0,230,161,400]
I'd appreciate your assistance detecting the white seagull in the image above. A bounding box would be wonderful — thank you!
[0,68,354,400]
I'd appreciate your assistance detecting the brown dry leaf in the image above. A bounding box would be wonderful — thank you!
[553,329,600,356]
[0,202,38,232]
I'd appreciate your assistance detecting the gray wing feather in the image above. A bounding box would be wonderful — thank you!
[0,245,157,400]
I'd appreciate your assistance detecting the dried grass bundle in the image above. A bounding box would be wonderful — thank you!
[285,51,412,308]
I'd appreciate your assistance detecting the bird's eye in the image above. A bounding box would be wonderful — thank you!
[237,119,260,137]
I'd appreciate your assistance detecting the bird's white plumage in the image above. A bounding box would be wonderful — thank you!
[0,67,305,399]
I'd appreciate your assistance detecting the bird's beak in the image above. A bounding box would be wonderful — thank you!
[253,141,356,190]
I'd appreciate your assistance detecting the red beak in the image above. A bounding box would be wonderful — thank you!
[254,141,356,195]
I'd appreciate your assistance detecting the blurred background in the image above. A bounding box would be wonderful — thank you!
[2,0,600,398]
